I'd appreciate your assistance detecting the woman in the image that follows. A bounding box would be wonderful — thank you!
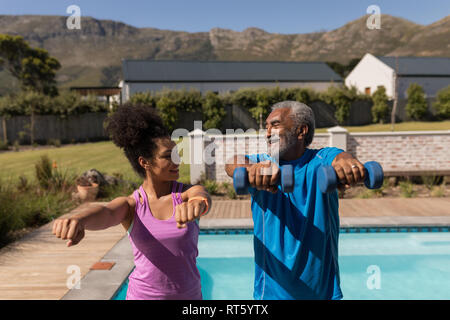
[52,103,211,300]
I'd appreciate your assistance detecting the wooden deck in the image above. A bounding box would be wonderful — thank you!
[0,203,125,300]
[0,197,449,300]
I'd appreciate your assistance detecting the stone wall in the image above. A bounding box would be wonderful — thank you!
[347,131,450,173]
[187,127,450,183]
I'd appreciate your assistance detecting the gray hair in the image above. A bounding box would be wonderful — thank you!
[271,100,315,147]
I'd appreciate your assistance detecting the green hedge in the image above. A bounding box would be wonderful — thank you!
[130,88,221,131]
[3,84,447,132]
[127,85,371,131]
[1,85,377,132]
[0,90,108,118]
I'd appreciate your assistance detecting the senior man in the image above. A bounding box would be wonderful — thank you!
[225,101,366,300]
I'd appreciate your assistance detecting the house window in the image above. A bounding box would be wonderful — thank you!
[365,87,371,95]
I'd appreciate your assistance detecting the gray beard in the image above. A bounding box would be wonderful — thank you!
[268,131,297,160]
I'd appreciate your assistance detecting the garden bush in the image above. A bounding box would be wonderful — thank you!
[371,86,389,124]
[405,83,428,120]
[202,91,226,130]
[433,85,450,119]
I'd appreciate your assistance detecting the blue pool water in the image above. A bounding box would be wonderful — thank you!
[112,232,450,300]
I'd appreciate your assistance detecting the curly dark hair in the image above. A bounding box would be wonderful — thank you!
[105,102,169,178]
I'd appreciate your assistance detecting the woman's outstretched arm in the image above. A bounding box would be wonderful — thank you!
[52,195,135,246]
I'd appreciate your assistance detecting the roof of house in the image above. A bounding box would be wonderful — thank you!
[377,56,450,76]
[122,60,342,82]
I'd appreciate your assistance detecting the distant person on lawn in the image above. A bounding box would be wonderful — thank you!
[52,103,211,300]
[225,101,366,300]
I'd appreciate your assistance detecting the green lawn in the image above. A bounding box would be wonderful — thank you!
[0,140,191,185]
[315,121,450,133]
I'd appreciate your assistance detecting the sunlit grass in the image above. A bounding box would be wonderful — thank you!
[315,121,450,133]
[0,140,190,184]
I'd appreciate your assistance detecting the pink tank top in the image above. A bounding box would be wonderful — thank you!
[126,181,202,300]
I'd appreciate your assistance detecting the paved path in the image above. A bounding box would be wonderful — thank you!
[0,197,449,300]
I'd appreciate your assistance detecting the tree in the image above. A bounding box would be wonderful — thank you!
[326,58,361,78]
[0,34,61,96]
[320,85,352,125]
[22,91,46,144]
[433,85,450,119]
[371,86,389,124]
[405,83,427,120]
[0,95,13,143]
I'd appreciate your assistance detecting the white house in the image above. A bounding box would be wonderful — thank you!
[121,60,342,102]
[345,53,450,99]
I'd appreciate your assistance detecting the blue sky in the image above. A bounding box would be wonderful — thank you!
[0,0,449,34]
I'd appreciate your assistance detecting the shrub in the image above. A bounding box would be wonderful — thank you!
[35,155,76,192]
[51,169,77,193]
[433,85,450,119]
[252,87,281,124]
[371,86,389,124]
[35,155,53,189]
[126,85,373,131]
[0,181,24,245]
[0,91,108,118]
[357,178,387,198]
[421,175,442,190]
[47,138,61,148]
[129,92,157,107]
[222,182,237,199]
[16,175,30,192]
[430,185,445,197]
[0,139,8,151]
[247,86,300,125]
[294,88,318,105]
[0,178,77,247]
[229,88,258,111]
[399,180,416,198]
[319,85,366,125]
[204,179,219,195]
[156,96,178,132]
[202,91,226,130]
[405,83,427,120]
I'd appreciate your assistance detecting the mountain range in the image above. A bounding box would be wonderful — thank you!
[0,14,449,94]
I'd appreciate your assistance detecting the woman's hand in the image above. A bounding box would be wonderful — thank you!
[175,199,206,228]
[52,217,85,247]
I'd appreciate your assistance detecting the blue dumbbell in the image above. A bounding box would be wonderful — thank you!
[317,161,384,193]
[233,165,294,195]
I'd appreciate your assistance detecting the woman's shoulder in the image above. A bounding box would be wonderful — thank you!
[127,189,141,207]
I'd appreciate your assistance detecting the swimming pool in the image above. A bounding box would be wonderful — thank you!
[112,231,450,300]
